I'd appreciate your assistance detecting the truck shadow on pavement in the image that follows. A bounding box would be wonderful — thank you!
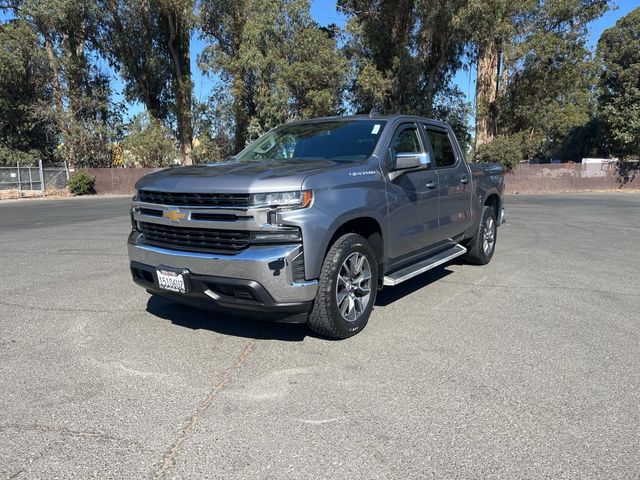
[145,295,311,341]
[375,266,455,307]
[145,264,458,341]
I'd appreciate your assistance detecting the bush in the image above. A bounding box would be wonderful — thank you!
[121,113,177,167]
[67,171,96,196]
[58,122,114,168]
[472,135,524,170]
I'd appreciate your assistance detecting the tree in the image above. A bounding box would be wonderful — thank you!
[0,17,54,165]
[121,112,177,167]
[1,0,119,167]
[339,0,467,116]
[200,0,348,152]
[96,0,194,164]
[470,0,609,165]
[454,0,536,146]
[597,7,640,158]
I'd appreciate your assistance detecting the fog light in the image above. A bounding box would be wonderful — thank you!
[130,209,139,231]
[250,229,302,243]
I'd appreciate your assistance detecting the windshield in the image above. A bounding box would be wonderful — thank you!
[236,120,386,163]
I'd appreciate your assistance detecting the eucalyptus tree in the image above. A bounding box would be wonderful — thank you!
[1,0,116,166]
[199,0,348,151]
[338,0,467,117]
[597,7,640,158]
[0,17,54,164]
[96,0,194,164]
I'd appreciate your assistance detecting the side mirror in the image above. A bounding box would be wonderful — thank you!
[395,152,430,170]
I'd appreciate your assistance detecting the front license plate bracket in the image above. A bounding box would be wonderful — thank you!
[155,266,190,294]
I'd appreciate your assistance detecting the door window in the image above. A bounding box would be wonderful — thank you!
[392,127,422,154]
[389,126,423,169]
[426,130,457,168]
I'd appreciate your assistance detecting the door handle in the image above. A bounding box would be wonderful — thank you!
[425,181,438,189]
[460,175,470,184]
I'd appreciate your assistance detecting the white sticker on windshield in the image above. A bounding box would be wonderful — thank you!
[371,124,381,134]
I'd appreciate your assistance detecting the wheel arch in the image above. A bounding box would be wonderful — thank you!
[484,193,501,219]
[320,215,385,285]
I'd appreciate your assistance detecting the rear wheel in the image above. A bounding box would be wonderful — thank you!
[308,233,378,339]
[464,206,498,265]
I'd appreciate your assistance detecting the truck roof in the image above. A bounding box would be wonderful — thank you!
[286,114,450,130]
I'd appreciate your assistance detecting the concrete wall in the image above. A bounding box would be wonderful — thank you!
[83,163,640,196]
[505,163,639,194]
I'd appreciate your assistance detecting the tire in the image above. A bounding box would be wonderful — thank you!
[464,206,498,265]
[308,233,378,339]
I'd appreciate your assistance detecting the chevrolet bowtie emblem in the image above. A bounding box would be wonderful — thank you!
[163,209,187,222]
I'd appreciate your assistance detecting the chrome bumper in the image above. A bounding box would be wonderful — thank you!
[127,232,318,304]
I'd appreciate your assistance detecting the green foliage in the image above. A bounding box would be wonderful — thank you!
[340,0,467,116]
[431,87,473,153]
[199,0,349,150]
[0,146,41,167]
[58,122,115,167]
[472,134,524,170]
[597,8,640,158]
[0,18,56,164]
[67,170,96,195]
[1,1,120,168]
[94,0,194,163]
[492,0,609,160]
[0,0,624,168]
[121,113,177,167]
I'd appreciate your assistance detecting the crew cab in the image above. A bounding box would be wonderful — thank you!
[128,115,504,338]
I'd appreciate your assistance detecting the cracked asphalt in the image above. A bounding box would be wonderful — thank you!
[1,193,639,479]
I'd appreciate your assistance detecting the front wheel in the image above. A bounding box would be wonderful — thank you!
[464,206,498,265]
[308,233,378,339]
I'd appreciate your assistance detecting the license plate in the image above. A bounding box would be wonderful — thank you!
[156,269,187,294]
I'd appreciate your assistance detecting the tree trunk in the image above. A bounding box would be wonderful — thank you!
[233,90,248,154]
[44,35,64,120]
[164,9,193,165]
[106,0,162,121]
[475,38,500,147]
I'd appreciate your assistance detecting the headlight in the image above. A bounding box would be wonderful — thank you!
[249,190,313,209]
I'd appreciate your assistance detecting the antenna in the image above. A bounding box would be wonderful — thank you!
[369,108,379,118]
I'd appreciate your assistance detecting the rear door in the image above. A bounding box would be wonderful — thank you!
[423,126,473,241]
[385,123,441,263]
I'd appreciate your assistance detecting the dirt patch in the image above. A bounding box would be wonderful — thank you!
[0,190,43,200]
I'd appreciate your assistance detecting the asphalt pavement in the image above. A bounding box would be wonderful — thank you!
[1,193,639,479]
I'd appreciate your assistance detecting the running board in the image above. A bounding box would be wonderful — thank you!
[383,244,467,286]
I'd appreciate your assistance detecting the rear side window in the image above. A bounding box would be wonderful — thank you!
[426,130,457,168]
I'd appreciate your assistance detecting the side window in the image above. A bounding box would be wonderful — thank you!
[393,127,422,154]
[426,129,457,168]
[390,126,423,158]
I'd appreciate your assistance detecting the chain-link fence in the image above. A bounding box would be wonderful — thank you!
[0,160,69,196]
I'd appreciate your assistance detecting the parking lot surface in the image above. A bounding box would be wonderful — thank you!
[1,193,639,479]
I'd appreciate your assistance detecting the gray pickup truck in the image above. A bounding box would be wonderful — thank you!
[128,115,504,338]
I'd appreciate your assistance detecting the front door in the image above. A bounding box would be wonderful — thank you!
[385,123,441,264]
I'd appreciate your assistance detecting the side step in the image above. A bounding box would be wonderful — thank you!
[383,244,467,286]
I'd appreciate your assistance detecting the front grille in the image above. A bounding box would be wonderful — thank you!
[138,190,250,208]
[139,222,250,252]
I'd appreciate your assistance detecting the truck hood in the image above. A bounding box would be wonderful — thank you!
[135,159,341,193]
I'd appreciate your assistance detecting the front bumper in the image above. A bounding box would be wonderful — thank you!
[499,207,506,225]
[128,232,318,321]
